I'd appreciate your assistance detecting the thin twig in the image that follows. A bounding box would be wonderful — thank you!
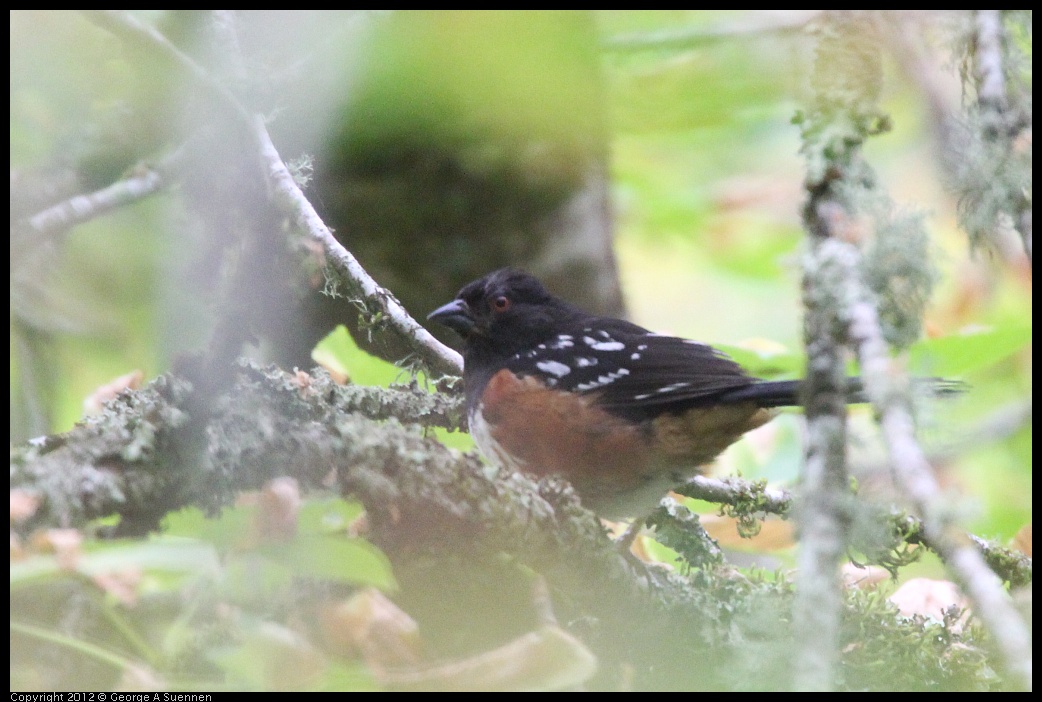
[971,10,1033,264]
[679,473,1031,588]
[602,11,818,53]
[81,11,253,124]
[679,475,793,514]
[253,119,463,377]
[847,296,1032,689]
[25,147,184,237]
[973,10,1009,119]
[83,10,463,378]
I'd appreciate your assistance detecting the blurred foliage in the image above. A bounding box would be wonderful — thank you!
[9,10,1031,691]
[12,496,388,690]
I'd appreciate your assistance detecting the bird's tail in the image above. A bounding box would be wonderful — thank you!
[718,377,966,408]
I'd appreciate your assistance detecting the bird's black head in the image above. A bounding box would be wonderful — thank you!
[428,268,581,360]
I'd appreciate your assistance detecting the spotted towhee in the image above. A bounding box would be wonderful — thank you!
[428,268,954,521]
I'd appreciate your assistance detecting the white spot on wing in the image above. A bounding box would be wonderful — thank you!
[575,368,630,391]
[575,356,598,367]
[657,382,690,393]
[583,335,625,351]
[549,335,574,349]
[536,360,572,378]
[630,352,641,360]
[633,382,690,401]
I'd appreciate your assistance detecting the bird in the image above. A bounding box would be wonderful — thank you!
[427,268,955,522]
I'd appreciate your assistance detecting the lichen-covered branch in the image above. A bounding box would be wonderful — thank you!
[675,475,1031,588]
[899,9,1034,262]
[792,13,1032,689]
[971,10,1032,263]
[791,11,887,690]
[7,362,781,688]
[9,358,1015,688]
[676,475,793,516]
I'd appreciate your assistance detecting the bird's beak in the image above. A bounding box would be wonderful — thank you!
[427,298,477,336]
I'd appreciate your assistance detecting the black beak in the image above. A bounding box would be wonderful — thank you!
[427,298,477,336]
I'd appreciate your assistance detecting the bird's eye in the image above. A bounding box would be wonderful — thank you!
[492,296,511,312]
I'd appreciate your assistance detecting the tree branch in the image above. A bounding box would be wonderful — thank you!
[973,10,1009,120]
[602,11,818,53]
[675,474,1031,588]
[847,296,1033,690]
[82,10,464,378]
[24,147,184,238]
[973,10,1033,264]
[254,121,463,377]
[8,362,778,688]
[10,359,1019,688]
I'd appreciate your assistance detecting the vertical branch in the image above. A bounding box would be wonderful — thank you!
[796,11,1033,691]
[973,10,1010,132]
[952,10,1032,262]
[793,12,888,691]
[795,234,853,692]
[847,256,1033,691]
[890,11,1031,263]
[973,10,1032,263]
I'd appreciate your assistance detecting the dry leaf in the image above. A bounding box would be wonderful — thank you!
[322,588,422,669]
[10,489,40,523]
[889,578,970,633]
[252,477,301,543]
[83,370,144,415]
[700,513,795,551]
[840,563,890,590]
[93,569,143,606]
[1011,523,1032,558]
[31,528,83,570]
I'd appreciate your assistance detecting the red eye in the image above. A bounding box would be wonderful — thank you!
[492,296,511,312]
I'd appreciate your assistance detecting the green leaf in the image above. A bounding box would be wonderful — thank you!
[712,343,804,378]
[297,497,366,533]
[313,325,403,387]
[161,500,396,590]
[162,505,252,551]
[10,536,220,586]
[908,325,1032,377]
[257,535,396,591]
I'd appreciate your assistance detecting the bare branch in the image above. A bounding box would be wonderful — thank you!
[973,10,1009,118]
[82,10,463,378]
[848,296,1032,689]
[602,11,818,53]
[80,10,253,123]
[24,148,183,237]
[254,120,463,377]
